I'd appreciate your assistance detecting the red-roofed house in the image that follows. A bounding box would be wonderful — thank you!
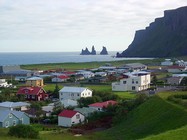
[52,75,69,82]
[17,87,48,101]
[58,110,85,127]
[167,65,187,73]
[62,71,76,76]
[88,100,117,111]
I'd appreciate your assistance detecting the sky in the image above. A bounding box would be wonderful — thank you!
[0,0,187,52]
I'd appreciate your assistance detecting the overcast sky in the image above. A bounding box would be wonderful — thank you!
[0,0,187,52]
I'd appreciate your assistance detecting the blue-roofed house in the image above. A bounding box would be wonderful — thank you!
[0,110,30,128]
[0,101,30,111]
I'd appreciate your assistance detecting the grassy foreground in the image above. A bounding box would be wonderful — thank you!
[93,94,187,140]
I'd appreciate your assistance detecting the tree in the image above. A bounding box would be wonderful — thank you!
[53,84,60,98]
[152,75,158,86]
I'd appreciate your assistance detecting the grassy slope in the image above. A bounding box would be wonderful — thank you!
[142,125,187,140]
[94,95,187,140]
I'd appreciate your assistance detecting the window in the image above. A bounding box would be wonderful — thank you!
[5,121,9,128]
[61,93,63,96]
[20,118,23,124]
[136,81,138,84]
[132,81,134,84]
[25,95,27,98]
[132,86,136,90]
[13,120,16,126]
[32,95,35,99]
[77,94,79,96]
[76,114,80,119]
[123,81,126,84]
[9,113,12,118]
[71,93,74,96]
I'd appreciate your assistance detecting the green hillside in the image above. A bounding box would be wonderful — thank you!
[142,124,187,140]
[94,95,187,140]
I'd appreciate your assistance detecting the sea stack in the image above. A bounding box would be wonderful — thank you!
[80,47,91,55]
[100,46,108,55]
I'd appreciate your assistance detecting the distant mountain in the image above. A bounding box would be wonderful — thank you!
[100,46,108,55]
[117,6,187,58]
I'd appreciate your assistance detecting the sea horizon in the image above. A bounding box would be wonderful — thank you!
[0,51,153,66]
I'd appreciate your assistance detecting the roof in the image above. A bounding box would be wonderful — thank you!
[63,71,76,75]
[0,110,27,122]
[89,100,117,108]
[59,86,90,93]
[0,101,30,108]
[17,86,45,95]
[27,77,43,80]
[57,75,69,79]
[58,110,78,118]
[168,65,186,69]
[123,63,147,68]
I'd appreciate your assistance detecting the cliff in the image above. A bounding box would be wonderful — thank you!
[117,6,187,58]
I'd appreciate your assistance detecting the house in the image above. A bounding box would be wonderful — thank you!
[52,75,69,82]
[17,87,48,101]
[119,63,147,72]
[161,59,173,66]
[58,110,85,127]
[112,71,151,92]
[60,99,78,108]
[94,72,107,77]
[75,74,85,81]
[26,77,44,87]
[166,77,183,85]
[76,70,94,79]
[74,107,96,117]
[88,100,117,111]
[176,60,187,67]
[0,79,9,87]
[167,65,187,73]
[42,103,54,117]
[87,76,107,83]
[0,110,30,128]
[59,86,92,101]
[62,71,76,76]
[0,65,33,77]
[0,101,30,111]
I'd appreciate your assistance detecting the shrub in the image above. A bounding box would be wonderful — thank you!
[8,124,39,139]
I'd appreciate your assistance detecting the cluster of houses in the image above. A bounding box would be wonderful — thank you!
[2,61,178,128]
[161,59,187,85]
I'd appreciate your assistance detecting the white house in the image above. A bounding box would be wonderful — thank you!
[94,72,107,77]
[52,75,69,82]
[119,63,147,72]
[59,86,92,101]
[161,59,173,66]
[58,110,85,127]
[112,71,151,92]
[76,71,94,79]
[0,79,12,87]
[0,101,30,111]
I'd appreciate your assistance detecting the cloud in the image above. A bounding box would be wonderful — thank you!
[0,0,187,51]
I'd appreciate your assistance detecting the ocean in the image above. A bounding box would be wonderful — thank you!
[0,52,149,65]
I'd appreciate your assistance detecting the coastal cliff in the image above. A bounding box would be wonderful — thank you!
[117,6,187,58]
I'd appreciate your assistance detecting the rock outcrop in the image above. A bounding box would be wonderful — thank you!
[100,46,108,55]
[80,47,91,55]
[117,6,187,58]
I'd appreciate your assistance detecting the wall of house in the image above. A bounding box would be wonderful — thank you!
[71,112,85,125]
[20,114,30,125]
[26,80,43,87]
[1,114,19,128]
[59,89,92,101]
[58,116,72,127]
[112,74,150,92]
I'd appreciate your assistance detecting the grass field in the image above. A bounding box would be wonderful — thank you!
[21,59,162,71]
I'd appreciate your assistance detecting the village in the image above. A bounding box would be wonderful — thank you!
[0,58,187,136]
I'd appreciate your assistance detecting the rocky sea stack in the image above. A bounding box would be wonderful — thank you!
[80,46,108,55]
[117,6,187,58]
[100,46,108,55]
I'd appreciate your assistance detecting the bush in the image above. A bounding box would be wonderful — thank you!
[8,124,39,139]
